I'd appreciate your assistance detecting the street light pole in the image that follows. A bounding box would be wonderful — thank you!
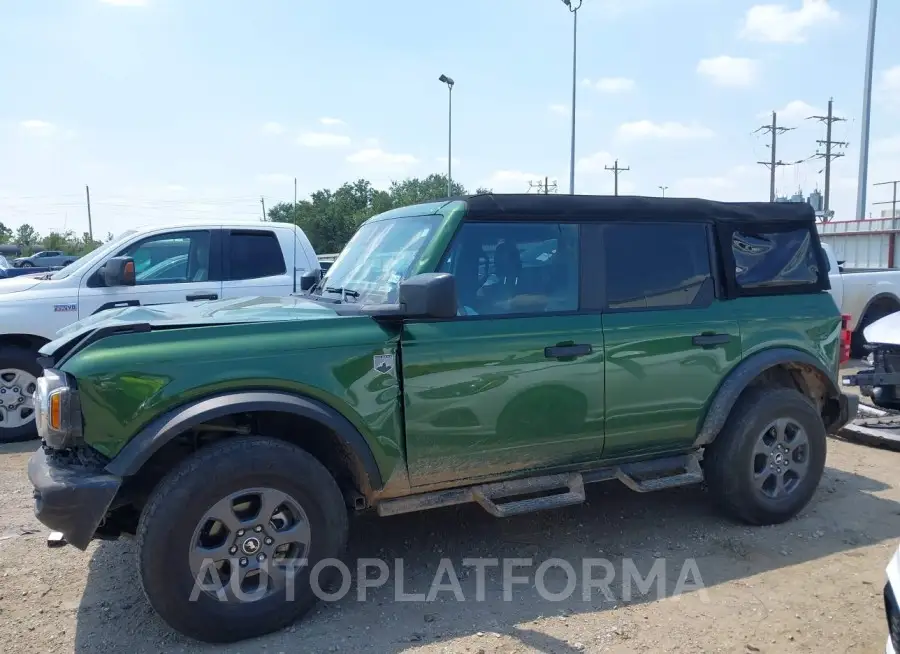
[562,0,582,195]
[659,185,668,197]
[856,0,878,219]
[439,74,455,197]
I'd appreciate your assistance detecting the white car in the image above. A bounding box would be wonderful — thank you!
[887,543,900,654]
[0,220,318,443]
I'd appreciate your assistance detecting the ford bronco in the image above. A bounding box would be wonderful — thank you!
[27,194,857,642]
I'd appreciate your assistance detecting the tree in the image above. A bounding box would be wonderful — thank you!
[0,222,12,244]
[14,224,40,252]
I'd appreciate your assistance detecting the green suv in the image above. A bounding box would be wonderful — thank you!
[27,194,857,642]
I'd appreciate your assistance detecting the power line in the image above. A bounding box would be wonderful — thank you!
[874,180,900,219]
[755,111,794,202]
[604,159,630,196]
[807,98,848,215]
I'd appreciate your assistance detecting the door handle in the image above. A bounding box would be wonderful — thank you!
[545,343,593,359]
[186,293,218,301]
[692,333,731,348]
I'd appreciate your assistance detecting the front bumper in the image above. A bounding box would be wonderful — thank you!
[28,447,122,550]
[828,392,859,434]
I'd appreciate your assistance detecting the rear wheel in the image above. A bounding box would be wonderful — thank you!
[704,386,826,525]
[137,436,349,643]
[0,346,41,443]
[20,261,33,268]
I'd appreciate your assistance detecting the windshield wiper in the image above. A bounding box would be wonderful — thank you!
[324,286,360,300]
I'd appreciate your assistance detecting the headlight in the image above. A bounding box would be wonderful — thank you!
[34,369,83,449]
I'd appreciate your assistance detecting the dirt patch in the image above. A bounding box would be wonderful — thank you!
[1,437,898,653]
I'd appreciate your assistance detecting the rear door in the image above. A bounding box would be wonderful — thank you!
[220,228,293,299]
[595,221,742,459]
[77,228,222,317]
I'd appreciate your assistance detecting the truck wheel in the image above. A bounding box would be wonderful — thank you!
[137,436,349,643]
[704,387,826,526]
[0,345,41,443]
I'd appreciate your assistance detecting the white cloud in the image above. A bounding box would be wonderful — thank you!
[549,104,567,116]
[741,0,839,44]
[297,132,352,148]
[879,65,900,107]
[346,148,417,167]
[697,56,760,88]
[575,151,615,174]
[19,119,57,136]
[483,170,542,193]
[436,156,461,167]
[760,100,821,122]
[99,0,148,6]
[261,121,285,136]
[582,77,636,93]
[256,173,295,185]
[318,117,345,127]
[617,120,714,141]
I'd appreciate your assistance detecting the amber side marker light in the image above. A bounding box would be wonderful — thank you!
[49,392,62,430]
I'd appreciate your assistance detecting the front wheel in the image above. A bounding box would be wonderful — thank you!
[0,346,41,443]
[704,387,827,525]
[19,261,33,268]
[137,436,349,643]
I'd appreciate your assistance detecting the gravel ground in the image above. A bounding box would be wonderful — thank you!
[1,427,898,652]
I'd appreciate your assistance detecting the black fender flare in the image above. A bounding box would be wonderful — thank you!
[105,391,383,490]
[856,292,900,330]
[693,348,839,448]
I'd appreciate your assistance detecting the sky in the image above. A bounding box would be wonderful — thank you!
[1,0,899,240]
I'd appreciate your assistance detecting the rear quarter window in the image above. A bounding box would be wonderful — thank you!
[732,229,820,289]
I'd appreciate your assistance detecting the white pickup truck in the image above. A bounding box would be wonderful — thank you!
[0,220,318,442]
[822,243,900,356]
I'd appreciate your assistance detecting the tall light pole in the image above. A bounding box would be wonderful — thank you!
[659,185,668,197]
[439,74,455,197]
[856,0,878,219]
[562,0,582,195]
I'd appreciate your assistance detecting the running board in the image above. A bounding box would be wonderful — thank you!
[377,453,703,518]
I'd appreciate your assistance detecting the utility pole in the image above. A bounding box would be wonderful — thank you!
[874,180,900,219]
[527,176,558,194]
[260,196,266,220]
[755,111,793,202]
[809,98,848,215]
[857,0,879,219]
[85,185,93,242]
[294,178,297,206]
[604,159,630,196]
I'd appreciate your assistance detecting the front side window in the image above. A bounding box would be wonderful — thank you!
[439,221,579,316]
[121,230,211,285]
[315,215,442,304]
[732,228,819,288]
[605,222,712,310]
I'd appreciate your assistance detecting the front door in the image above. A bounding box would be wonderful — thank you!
[595,221,742,459]
[77,229,222,317]
[401,220,605,487]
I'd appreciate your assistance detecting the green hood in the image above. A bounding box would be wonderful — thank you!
[42,296,340,359]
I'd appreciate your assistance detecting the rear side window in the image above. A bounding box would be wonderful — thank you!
[732,229,819,289]
[229,231,286,280]
[605,222,713,310]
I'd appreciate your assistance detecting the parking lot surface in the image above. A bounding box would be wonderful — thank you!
[1,430,898,654]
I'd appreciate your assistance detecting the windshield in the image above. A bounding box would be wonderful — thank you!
[315,214,443,304]
[49,230,137,280]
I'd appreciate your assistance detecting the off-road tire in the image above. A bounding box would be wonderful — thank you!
[704,386,827,525]
[137,436,349,643]
[0,345,42,443]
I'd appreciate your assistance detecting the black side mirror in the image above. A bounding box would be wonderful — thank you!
[398,273,457,319]
[103,256,136,287]
[299,268,321,292]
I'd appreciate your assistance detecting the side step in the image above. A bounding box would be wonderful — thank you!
[377,453,703,518]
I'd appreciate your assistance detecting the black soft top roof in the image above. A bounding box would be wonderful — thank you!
[454,194,815,224]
